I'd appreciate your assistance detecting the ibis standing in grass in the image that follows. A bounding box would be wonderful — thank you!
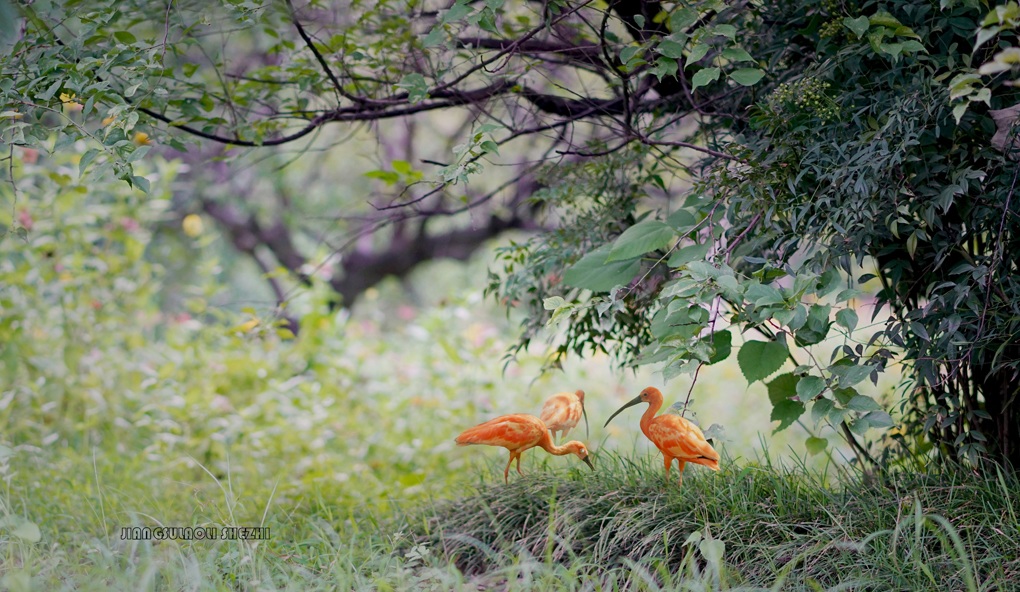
[604,386,719,487]
[539,389,588,441]
[456,414,595,483]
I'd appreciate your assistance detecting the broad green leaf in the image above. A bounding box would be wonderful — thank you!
[745,282,784,306]
[771,399,805,432]
[699,538,725,564]
[669,7,698,32]
[691,67,720,91]
[606,220,675,262]
[722,47,754,62]
[843,16,870,38]
[740,340,789,383]
[833,364,873,387]
[835,309,858,332]
[847,394,882,412]
[441,0,473,24]
[686,43,710,66]
[729,68,764,86]
[397,73,429,103]
[811,398,835,424]
[863,410,894,428]
[562,244,642,292]
[796,375,826,399]
[666,208,696,231]
[805,436,828,455]
[795,304,831,346]
[657,39,685,59]
[707,329,732,365]
[113,30,137,44]
[13,521,40,542]
[667,243,710,267]
[766,372,799,405]
[543,296,565,310]
[650,57,678,81]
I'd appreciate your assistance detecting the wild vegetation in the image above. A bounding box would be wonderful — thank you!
[2,0,1020,588]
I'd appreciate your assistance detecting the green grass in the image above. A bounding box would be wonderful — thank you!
[6,449,1017,590]
[399,452,1020,591]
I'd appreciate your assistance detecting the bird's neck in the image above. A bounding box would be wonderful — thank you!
[639,399,662,433]
[539,435,573,456]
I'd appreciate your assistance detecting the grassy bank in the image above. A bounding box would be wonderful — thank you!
[4,446,1018,590]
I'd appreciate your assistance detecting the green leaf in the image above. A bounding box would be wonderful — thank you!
[543,296,565,310]
[834,364,873,388]
[835,309,858,332]
[767,372,799,405]
[740,340,789,383]
[397,73,429,104]
[805,436,828,455]
[441,0,473,24]
[113,30,137,44]
[6,520,40,543]
[843,16,870,38]
[745,282,784,307]
[847,394,882,412]
[796,375,826,399]
[699,538,725,564]
[729,68,765,86]
[657,39,684,59]
[650,56,679,81]
[79,148,100,177]
[606,220,675,262]
[722,47,754,62]
[666,208,696,231]
[562,244,642,292]
[667,242,709,267]
[691,67,720,91]
[686,43,710,66]
[795,304,831,346]
[707,329,732,365]
[863,410,894,428]
[811,398,834,424]
[669,7,698,32]
[771,399,805,432]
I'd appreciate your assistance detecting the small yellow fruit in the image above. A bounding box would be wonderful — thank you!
[182,214,203,237]
[132,132,151,146]
[60,92,83,112]
[102,116,116,126]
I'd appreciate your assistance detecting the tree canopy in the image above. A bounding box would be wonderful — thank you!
[2,0,1019,466]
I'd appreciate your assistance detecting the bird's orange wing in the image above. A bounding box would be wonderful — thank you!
[647,415,720,469]
[540,393,581,431]
[456,414,545,451]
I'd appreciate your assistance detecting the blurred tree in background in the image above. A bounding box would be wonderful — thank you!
[2,0,1019,466]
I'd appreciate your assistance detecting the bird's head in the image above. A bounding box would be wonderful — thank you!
[565,441,595,471]
[574,389,585,403]
[605,386,662,428]
[639,386,662,402]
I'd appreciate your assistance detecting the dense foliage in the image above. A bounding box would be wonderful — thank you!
[1,0,1019,468]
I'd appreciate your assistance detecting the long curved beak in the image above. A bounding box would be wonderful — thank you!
[582,455,595,471]
[604,395,643,428]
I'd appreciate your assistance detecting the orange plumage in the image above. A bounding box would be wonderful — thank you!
[604,386,719,486]
[456,413,595,483]
[539,389,587,441]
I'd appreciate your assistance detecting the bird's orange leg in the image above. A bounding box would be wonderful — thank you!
[663,455,673,482]
[515,452,525,476]
[504,453,515,484]
[676,460,686,487]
